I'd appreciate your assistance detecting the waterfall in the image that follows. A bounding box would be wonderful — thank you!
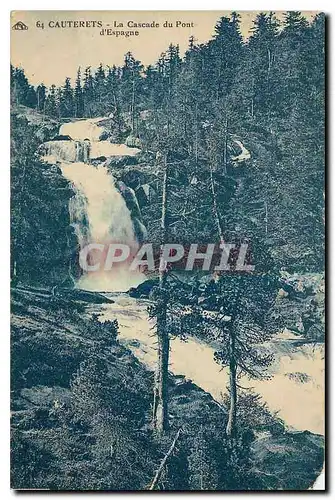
[41,118,144,292]
[42,139,91,163]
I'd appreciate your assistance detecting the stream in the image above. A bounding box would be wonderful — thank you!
[41,117,324,438]
[95,293,324,436]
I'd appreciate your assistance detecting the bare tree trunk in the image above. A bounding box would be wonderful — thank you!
[131,78,136,134]
[266,48,273,126]
[209,162,224,242]
[113,93,122,140]
[251,77,255,118]
[226,330,237,437]
[223,117,229,175]
[152,154,170,434]
[149,428,182,490]
[195,102,198,166]
[183,101,187,140]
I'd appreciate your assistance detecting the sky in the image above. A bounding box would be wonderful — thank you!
[11,11,318,87]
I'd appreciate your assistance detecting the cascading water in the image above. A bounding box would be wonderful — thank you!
[42,117,145,292]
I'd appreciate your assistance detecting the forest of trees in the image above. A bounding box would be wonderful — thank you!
[11,11,325,272]
[11,11,325,490]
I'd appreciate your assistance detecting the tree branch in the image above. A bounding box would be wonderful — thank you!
[148,428,182,490]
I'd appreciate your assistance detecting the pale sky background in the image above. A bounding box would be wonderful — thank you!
[11,10,317,87]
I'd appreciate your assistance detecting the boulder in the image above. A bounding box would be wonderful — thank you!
[128,278,158,298]
[116,181,148,242]
[99,131,110,141]
[116,181,142,219]
[59,288,114,304]
[132,217,148,243]
[125,135,142,148]
[91,156,107,164]
[106,156,138,168]
[51,134,73,141]
[277,288,289,299]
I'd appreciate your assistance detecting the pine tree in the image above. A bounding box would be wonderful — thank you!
[10,67,36,108]
[94,63,106,107]
[151,152,170,435]
[44,84,57,117]
[36,84,46,113]
[83,67,95,118]
[56,87,63,118]
[212,13,243,99]
[283,11,309,36]
[247,12,279,119]
[121,52,143,133]
[174,272,279,437]
[59,77,74,118]
[106,66,123,138]
[74,68,84,118]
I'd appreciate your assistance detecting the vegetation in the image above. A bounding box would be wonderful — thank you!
[11,11,325,271]
[10,10,325,490]
[10,113,77,286]
[11,290,324,490]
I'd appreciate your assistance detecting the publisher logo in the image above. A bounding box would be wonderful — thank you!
[12,21,28,31]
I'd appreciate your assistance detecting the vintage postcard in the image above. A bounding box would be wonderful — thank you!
[11,10,325,491]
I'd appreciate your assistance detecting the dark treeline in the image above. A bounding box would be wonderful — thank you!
[11,12,325,126]
[11,11,325,272]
